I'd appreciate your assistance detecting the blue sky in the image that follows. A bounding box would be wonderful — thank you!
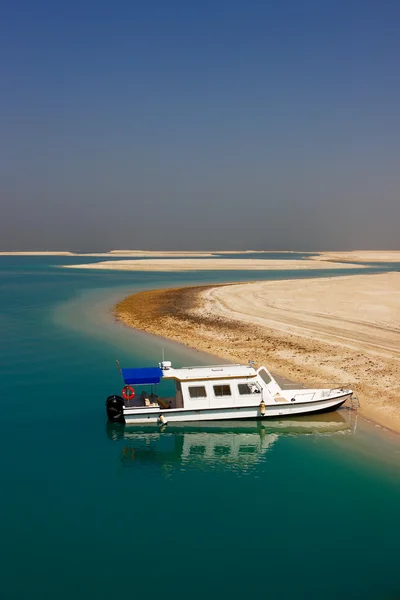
[1,0,399,250]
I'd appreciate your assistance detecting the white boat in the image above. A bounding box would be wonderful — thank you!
[106,360,354,425]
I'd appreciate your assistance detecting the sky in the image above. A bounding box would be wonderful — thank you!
[1,0,400,251]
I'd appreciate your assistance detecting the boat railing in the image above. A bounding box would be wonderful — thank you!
[280,382,355,390]
[179,363,244,370]
[288,390,317,402]
[282,385,359,408]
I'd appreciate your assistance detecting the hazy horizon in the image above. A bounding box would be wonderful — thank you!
[1,248,399,255]
[1,1,400,252]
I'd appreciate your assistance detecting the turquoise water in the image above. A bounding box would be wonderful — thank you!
[1,257,400,600]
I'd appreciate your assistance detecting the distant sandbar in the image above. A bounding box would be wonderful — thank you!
[313,250,400,263]
[63,258,363,271]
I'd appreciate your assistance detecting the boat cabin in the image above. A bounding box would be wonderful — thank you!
[120,361,281,410]
[107,360,353,424]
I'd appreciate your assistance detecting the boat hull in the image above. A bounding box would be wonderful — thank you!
[122,393,350,425]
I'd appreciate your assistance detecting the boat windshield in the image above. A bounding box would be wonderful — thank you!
[258,369,272,385]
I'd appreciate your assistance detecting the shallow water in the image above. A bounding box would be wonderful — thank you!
[0,257,399,600]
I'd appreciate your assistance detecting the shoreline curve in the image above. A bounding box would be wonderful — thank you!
[115,275,400,435]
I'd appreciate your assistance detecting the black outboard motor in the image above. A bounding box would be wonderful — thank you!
[106,395,125,423]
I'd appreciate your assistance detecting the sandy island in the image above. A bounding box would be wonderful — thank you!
[0,249,300,258]
[3,249,400,263]
[0,250,215,258]
[115,272,400,434]
[313,251,400,263]
[64,257,363,271]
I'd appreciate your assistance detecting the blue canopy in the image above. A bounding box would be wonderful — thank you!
[121,367,163,385]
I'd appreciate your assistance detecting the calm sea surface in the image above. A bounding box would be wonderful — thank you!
[1,257,399,600]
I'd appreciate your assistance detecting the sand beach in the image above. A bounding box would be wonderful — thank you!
[116,272,400,434]
[65,257,363,271]
[313,250,400,263]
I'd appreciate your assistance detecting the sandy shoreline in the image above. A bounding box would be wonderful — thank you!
[115,273,400,434]
[312,250,400,263]
[64,257,363,271]
[4,249,399,265]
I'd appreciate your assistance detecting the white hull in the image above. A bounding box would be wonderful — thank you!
[123,393,350,425]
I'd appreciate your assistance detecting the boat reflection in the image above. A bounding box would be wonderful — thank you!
[107,410,355,471]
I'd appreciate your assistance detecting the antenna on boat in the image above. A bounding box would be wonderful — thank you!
[162,348,165,361]
[116,358,124,381]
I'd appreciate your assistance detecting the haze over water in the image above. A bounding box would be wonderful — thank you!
[1,256,399,599]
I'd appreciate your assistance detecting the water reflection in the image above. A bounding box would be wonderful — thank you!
[107,410,354,472]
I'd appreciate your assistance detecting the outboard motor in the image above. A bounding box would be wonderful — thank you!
[106,395,125,423]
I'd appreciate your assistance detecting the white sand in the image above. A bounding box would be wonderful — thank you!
[63,258,363,271]
[109,250,300,255]
[200,274,400,357]
[107,250,215,257]
[314,251,400,263]
[3,249,399,262]
[193,273,400,432]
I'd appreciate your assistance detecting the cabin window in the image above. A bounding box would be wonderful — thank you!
[259,369,272,385]
[238,382,260,395]
[189,386,207,399]
[213,385,231,397]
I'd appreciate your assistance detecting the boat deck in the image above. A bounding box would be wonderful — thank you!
[124,393,177,409]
